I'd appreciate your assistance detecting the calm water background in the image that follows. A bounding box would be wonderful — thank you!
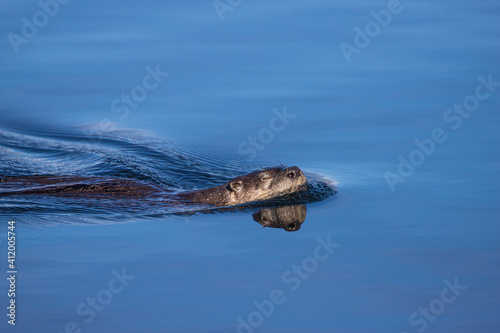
[1,0,499,332]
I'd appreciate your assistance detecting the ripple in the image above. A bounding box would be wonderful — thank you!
[0,124,336,225]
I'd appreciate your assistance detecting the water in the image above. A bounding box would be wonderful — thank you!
[1,0,499,332]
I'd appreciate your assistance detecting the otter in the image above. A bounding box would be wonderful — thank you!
[253,204,307,232]
[178,166,307,206]
[0,166,308,207]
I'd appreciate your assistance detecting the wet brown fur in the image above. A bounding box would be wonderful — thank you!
[0,166,308,207]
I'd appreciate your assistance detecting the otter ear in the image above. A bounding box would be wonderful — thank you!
[228,180,243,193]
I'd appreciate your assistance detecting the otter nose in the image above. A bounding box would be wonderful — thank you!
[286,166,302,178]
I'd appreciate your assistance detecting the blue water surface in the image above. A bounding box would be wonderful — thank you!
[0,0,499,332]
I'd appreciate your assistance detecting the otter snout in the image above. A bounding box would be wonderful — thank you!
[285,166,307,186]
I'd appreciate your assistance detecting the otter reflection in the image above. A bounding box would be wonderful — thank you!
[252,205,307,232]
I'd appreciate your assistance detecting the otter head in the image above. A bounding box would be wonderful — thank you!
[225,166,307,206]
[253,204,307,232]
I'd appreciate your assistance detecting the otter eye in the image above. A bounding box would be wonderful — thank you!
[287,171,296,178]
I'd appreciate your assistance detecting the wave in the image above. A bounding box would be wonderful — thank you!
[0,122,336,225]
